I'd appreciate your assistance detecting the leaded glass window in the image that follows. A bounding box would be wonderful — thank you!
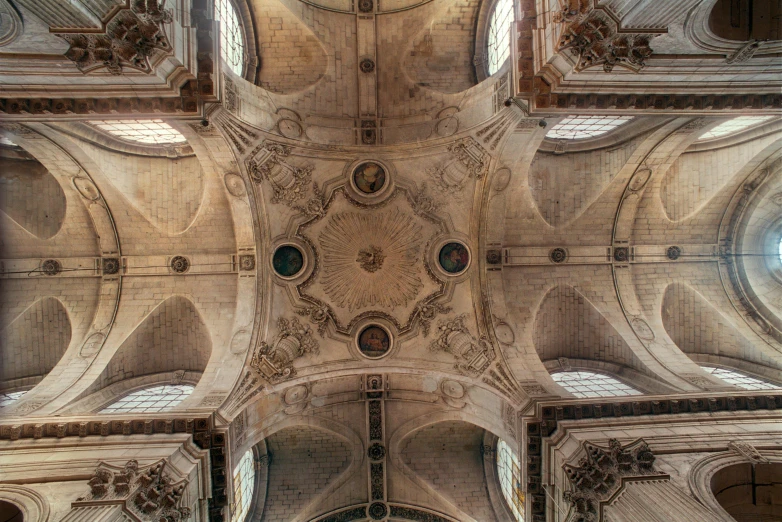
[89,120,187,145]
[497,439,524,521]
[487,0,514,76]
[552,371,642,398]
[100,385,194,414]
[546,115,634,140]
[215,0,245,76]
[0,391,26,408]
[700,366,781,390]
[697,116,774,141]
[231,450,255,521]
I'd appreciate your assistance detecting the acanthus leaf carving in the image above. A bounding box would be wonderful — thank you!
[414,302,452,337]
[250,317,319,384]
[57,0,173,75]
[556,6,659,73]
[78,459,191,520]
[563,438,659,522]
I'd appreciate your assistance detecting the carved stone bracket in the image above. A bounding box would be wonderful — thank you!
[563,438,660,522]
[75,459,191,520]
[57,0,173,75]
[728,441,769,463]
[250,316,320,384]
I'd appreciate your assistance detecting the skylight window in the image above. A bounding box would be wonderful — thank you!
[90,120,187,145]
[0,391,26,408]
[700,366,781,390]
[546,115,634,140]
[231,450,255,521]
[487,0,514,76]
[552,371,642,398]
[215,0,245,76]
[100,384,194,414]
[497,439,524,521]
[697,116,774,140]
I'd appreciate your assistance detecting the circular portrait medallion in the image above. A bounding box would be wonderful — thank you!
[438,242,470,274]
[272,245,304,278]
[358,325,391,359]
[353,162,386,194]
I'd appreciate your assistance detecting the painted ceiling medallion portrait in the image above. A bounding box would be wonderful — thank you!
[272,244,304,278]
[353,161,386,194]
[358,325,391,359]
[438,242,470,274]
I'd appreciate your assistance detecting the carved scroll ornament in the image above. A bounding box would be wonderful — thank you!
[250,317,319,384]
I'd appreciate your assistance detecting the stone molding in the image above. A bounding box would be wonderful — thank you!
[0,484,50,522]
[523,393,782,522]
[0,1,218,119]
[57,0,173,76]
[0,416,228,522]
[249,316,319,385]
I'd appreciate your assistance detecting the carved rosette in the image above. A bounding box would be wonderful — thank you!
[58,0,173,75]
[250,317,319,384]
[563,438,659,522]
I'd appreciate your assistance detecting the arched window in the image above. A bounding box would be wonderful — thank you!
[497,439,524,521]
[231,449,255,521]
[486,0,514,76]
[215,0,246,76]
[552,371,642,398]
[89,120,187,145]
[697,116,774,141]
[100,384,194,414]
[700,366,781,390]
[546,115,634,140]
[0,391,26,408]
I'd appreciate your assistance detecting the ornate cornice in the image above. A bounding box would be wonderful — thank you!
[523,393,782,522]
[0,416,228,522]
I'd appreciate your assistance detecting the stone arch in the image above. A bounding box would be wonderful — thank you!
[688,450,782,522]
[528,132,644,227]
[389,412,513,522]
[80,296,212,398]
[533,285,660,391]
[238,416,363,522]
[402,0,480,94]
[251,0,328,94]
[0,485,50,522]
[708,0,781,42]
[0,297,71,393]
[662,282,782,374]
[0,150,66,240]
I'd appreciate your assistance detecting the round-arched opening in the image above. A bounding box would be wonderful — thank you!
[551,370,642,398]
[486,0,514,76]
[709,0,781,42]
[711,462,782,521]
[88,120,187,145]
[99,384,194,414]
[0,500,23,522]
[545,115,634,140]
[231,449,255,522]
[700,366,782,390]
[697,116,774,141]
[496,439,524,521]
[215,0,246,76]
